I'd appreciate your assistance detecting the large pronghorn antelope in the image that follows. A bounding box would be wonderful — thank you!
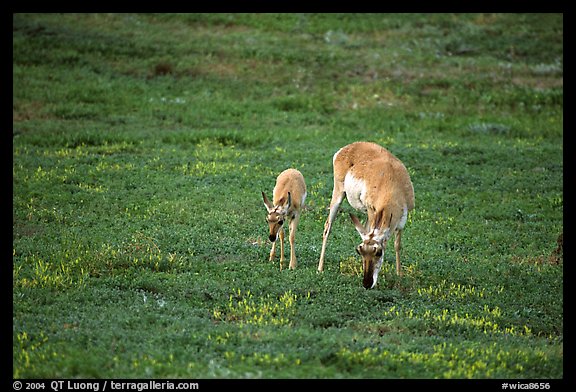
[262,168,307,270]
[318,142,415,289]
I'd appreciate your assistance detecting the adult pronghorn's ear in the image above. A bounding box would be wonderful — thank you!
[373,212,393,243]
[262,191,274,212]
[372,210,384,231]
[350,213,367,237]
[373,228,391,243]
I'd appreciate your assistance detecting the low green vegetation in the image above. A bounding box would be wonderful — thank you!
[13,13,562,379]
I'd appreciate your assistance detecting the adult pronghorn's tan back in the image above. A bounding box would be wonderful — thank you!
[319,141,414,288]
[334,142,414,219]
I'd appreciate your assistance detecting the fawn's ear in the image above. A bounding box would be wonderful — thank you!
[285,192,292,209]
[262,192,274,212]
[277,192,291,214]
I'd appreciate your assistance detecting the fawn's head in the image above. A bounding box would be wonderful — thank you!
[262,192,291,242]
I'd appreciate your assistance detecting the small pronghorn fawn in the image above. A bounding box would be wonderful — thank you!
[262,168,307,270]
[318,142,415,289]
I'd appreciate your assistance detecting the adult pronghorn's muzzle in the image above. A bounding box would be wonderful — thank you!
[363,269,374,289]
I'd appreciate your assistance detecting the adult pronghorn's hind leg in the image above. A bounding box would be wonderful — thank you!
[394,229,403,276]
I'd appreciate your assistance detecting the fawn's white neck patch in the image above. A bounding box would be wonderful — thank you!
[344,172,367,211]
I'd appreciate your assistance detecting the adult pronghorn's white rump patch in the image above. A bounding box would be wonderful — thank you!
[344,172,368,211]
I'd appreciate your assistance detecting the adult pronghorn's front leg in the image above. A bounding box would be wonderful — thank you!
[318,182,345,272]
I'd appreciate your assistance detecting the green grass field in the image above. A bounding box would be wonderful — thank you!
[13,13,563,379]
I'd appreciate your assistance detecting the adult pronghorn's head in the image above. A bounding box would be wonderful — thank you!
[350,211,392,289]
[262,191,291,242]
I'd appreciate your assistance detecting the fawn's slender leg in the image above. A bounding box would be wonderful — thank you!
[288,214,300,270]
[269,238,276,262]
[279,227,285,270]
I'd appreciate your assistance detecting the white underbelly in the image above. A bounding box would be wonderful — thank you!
[344,172,368,211]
